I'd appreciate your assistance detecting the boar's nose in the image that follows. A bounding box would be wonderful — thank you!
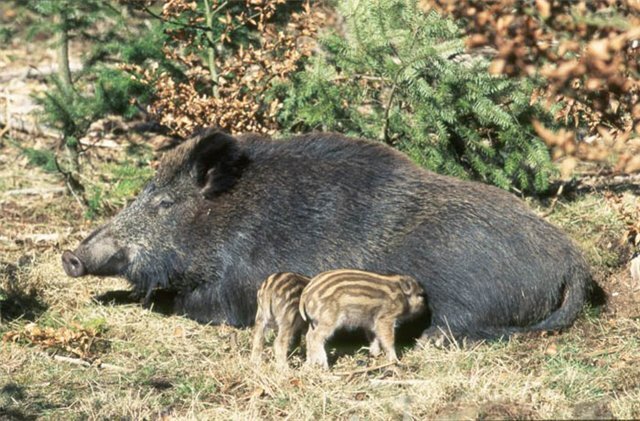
[62,250,86,277]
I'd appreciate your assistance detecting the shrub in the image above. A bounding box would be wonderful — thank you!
[274,0,557,193]
[426,0,640,175]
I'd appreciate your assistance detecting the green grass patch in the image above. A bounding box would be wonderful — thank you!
[545,194,627,268]
[85,161,152,218]
[21,147,58,173]
[108,163,153,200]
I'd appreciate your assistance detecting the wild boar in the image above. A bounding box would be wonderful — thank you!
[251,272,310,367]
[300,269,426,368]
[62,129,596,341]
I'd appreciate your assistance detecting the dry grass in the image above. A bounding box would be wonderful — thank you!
[3,258,640,420]
[2,139,640,419]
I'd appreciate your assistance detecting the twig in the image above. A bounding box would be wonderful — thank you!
[0,62,84,84]
[0,113,62,140]
[369,379,433,386]
[381,83,398,145]
[0,86,9,139]
[541,183,564,218]
[332,74,392,83]
[3,187,66,196]
[15,233,61,244]
[78,138,122,149]
[98,362,130,372]
[333,360,397,377]
[52,355,129,372]
[380,26,421,145]
[54,156,88,209]
[53,355,90,367]
[141,5,211,31]
[584,344,625,359]
[0,247,20,252]
[65,180,87,209]
[203,0,226,98]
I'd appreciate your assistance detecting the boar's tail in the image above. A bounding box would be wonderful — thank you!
[528,265,594,333]
[434,264,595,342]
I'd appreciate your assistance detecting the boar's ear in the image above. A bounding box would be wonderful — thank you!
[189,128,249,199]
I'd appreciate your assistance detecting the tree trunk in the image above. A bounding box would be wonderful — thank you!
[203,0,219,99]
[55,13,74,92]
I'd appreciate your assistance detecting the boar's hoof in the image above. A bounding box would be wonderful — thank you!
[62,250,86,277]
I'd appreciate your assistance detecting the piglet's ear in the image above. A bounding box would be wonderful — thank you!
[189,128,249,199]
[399,277,418,296]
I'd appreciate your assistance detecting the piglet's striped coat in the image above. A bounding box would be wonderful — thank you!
[251,272,310,367]
[300,269,426,369]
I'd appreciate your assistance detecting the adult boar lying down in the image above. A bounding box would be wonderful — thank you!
[62,129,596,341]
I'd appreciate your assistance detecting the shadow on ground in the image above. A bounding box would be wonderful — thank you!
[93,288,178,316]
[0,261,48,323]
[0,383,41,421]
[93,287,433,366]
[546,175,640,200]
[318,309,433,366]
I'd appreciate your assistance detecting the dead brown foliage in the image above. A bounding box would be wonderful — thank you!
[122,0,326,137]
[423,0,640,174]
[604,191,640,247]
[3,321,105,360]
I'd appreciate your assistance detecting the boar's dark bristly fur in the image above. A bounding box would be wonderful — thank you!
[62,129,596,340]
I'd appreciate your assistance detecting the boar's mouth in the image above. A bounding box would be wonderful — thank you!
[62,248,129,278]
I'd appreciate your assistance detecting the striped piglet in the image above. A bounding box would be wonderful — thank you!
[251,272,310,367]
[299,269,426,369]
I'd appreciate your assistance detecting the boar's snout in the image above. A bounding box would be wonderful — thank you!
[62,225,129,277]
[62,250,86,277]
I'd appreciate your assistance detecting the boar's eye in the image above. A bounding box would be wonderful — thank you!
[156,197,175,209]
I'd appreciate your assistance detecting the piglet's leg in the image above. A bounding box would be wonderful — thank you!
[373,318,398,362]
[305,323,331,369]
[274,329,293,368]
[289,316,308,362]
[292,316,307,347]
[274,311,300,368]
[366,331,382,357]
[250,307,268,364]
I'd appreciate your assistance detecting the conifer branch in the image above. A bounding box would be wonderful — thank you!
[203,0,227,98]
[54,13,74,92]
